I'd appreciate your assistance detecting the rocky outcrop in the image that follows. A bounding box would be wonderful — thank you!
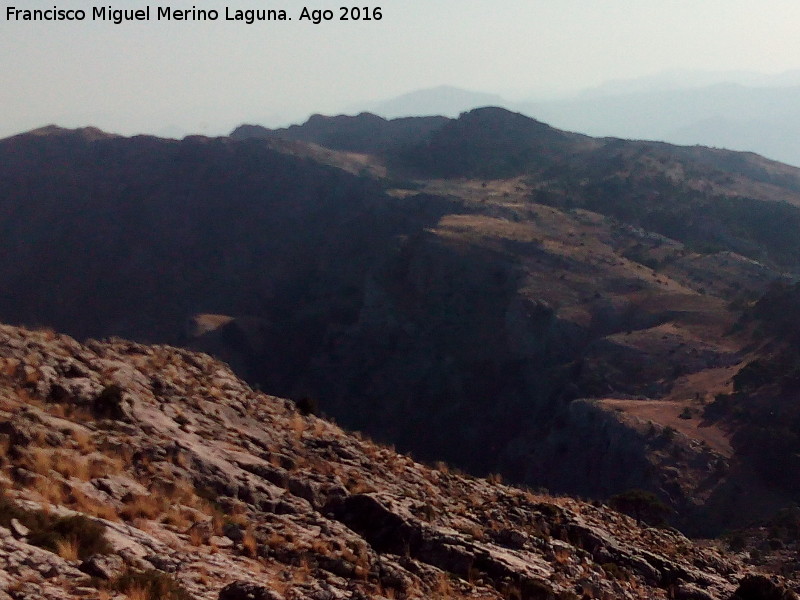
[0,324,795,599]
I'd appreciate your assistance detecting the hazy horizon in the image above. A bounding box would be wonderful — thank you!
[5,1,800,139]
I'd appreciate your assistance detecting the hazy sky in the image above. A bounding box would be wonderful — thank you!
[4,0,800,137]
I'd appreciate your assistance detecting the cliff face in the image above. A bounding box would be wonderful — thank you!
[0,323,790,600]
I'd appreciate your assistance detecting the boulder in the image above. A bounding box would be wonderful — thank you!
[9,518,29,539]
[79,554,125,580]
[218,581,285,600]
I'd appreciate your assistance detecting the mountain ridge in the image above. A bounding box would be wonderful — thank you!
[3,109,800,534]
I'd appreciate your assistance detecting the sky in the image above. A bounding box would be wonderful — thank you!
[4,0,800,138]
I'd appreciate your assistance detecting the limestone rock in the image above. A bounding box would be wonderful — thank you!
[0,323,792,600]
[79,554,125,580]
[9,519,29,539]
[218,581,284,600]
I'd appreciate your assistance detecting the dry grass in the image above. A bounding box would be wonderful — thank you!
[311,420,327,436]
[344,476,375,495]
[51,452,91,481]
[486,472,503,485]
[163,507,193,531]
[432,571,457,597]
[105,443,135,466]
[289,413,307,437]
[242,528,258,557]
[56,537,80,560]
[460,522,485,541]
[22,366,40,386]
[265,531,287,550]
[123,586,150,600]
[70,487,119,521]
[33,477,66,505]
[309,537,332,556]
[33,326,57,341]
[27,448,51,475]
[46,403,69,418]
[168,450,191,469]
[121,494,166,521]
[0,436,10,461]
[194,566,212,587]
[70,428,95,452]
[292,556,313,583]
[189,526,206,547]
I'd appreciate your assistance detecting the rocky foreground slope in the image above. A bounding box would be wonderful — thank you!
[0,324,794,600]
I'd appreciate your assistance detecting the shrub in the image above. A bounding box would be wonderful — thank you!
[294,396,318,417]
[27,514,111,559]
[0,490,111,559]
[724,530,748,552]
[93,385,126,420]
[109,570,192,600]
[609,489,671,526]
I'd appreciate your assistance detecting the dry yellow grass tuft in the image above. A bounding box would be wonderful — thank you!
[242,528,258,558]
[27,448,51,475]
[289,413,307,436]
[121,494,166,521]
[486,472,503,485]
[70,487,119,521]
[70,428,95,452]
[56,537,80,561]
[163,507,193,530]
[33,477,67,505]
[432,571,457,597]
[51,452,90,481]
[189,526,206,547]
[122,585,150,600]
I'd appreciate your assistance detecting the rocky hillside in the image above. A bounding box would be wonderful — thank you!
[5,109,800,533]
[0,323,796,600]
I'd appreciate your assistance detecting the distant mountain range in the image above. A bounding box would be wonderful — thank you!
[346,75,800,167]
[350,85,509,119]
